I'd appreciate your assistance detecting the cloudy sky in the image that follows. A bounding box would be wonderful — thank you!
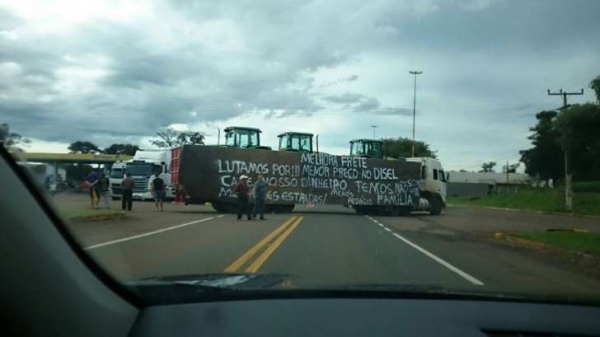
[1,0,599,171]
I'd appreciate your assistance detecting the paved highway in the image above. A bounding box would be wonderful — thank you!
[61,200,600,300]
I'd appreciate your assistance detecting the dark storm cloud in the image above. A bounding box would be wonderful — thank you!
[384,0,600,53]
[104,56,177,87]
[323,93,412,116]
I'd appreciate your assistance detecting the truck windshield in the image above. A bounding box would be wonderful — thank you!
[126,163,155,177]
[109,168,123,179]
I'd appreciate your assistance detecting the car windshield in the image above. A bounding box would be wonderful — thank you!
[2,0,600,306]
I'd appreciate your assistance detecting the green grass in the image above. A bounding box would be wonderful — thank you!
[62,209,124,220]
[448,190,600,216]
[515,231,600,256]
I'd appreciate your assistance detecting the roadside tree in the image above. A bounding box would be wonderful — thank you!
[381,137,436,159]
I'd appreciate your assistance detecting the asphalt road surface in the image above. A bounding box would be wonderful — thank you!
[58,197,600,300]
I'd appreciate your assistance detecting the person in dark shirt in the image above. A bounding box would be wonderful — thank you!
[86,169,100,209]
[233,175,252,220]
[98,172,110,209]
[152,174,165,212]
[252,174,268,220]
[121,173,134,212]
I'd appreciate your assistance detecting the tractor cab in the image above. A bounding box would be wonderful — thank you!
[349,139,384,159]
[278,132,314,152]
[224,126,271,150]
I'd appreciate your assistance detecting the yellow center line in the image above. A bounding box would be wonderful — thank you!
[245,216,303,273]
[224,216,298,273]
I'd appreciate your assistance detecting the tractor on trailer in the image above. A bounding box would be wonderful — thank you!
[171,126,446,216]
[172,126,296,213]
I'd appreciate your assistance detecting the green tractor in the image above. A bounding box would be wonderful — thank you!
[349,139,384,159]
[278,132,314,152]
[223,126,272,150]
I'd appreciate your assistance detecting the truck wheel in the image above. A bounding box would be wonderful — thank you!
[429,197,442,215]
[213,202,238,213]
[353,206,365,215]
[387,207,400,216]
[212,202,226,213]
[397,207,411,216]
[283,204,295,213]
[273,205,295,213]
[224,202,239,213]
[354,206,375,215]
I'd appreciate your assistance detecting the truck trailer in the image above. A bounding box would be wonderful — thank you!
[171,127,445,216]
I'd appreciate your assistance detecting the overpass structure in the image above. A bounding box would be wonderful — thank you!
[13,152,133,164]
[12,152,133,185]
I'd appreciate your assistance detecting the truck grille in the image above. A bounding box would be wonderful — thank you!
[133,177,149,193]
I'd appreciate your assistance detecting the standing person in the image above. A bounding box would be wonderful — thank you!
[233,175,252,221]
[252,174,268,220]
[98,172,111,209]
[121,172,134,212]
[151,173,166,212]
[85,168,100,209]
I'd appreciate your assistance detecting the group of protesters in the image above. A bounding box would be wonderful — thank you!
[233,174,273,221]
[84,168,111,209]
[84,168,170,213]
[84,168,271,218]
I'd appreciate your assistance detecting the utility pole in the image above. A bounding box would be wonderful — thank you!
[547,88,584,211]
[370,125,378,139]
[506,161,509,183]
[409,71,423,157]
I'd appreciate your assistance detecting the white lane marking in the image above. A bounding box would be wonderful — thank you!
[85,217,217,250]
[390,232,484,286]
[217,215,225,218]
[365,215,484,286]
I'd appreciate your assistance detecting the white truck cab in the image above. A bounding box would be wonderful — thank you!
[406,157,447,204]
[108,150,175,200]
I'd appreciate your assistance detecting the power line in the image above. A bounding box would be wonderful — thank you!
[547,88,584,108]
